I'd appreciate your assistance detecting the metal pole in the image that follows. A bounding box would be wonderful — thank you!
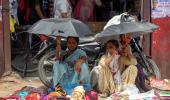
[142,0,152,56]
[141,0,144,21]
[150,0,153,57]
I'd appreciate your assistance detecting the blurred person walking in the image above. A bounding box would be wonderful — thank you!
[53,0,72,18]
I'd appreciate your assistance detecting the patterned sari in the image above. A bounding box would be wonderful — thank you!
[53,48,91,95]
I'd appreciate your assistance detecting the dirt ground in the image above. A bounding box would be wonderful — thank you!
[0,71,44,97]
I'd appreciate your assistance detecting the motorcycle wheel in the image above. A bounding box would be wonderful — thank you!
[11,33,41,73]
[146,57,161,79]
[136,56,161,92]
[38,50,55,87]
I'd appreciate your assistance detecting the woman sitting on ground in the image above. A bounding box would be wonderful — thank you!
[91,39,120,96]
[53,36,91,95]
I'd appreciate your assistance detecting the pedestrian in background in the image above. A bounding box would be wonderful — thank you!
[53,0,72,18]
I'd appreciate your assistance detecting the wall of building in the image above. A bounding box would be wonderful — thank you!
[151,0,170,78]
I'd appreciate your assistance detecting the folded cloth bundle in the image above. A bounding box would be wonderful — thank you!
[70,86,85,100]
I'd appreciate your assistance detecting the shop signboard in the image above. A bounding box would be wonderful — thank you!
[152,0,170,18]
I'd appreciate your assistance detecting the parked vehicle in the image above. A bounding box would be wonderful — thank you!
[11,25,45,77]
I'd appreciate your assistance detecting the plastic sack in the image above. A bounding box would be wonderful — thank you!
[129,89,157,100]
[121,84,139,95]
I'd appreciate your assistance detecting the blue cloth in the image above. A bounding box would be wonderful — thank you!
[17,92,29,98]
[47,86,55,93]
[53,48,91,94]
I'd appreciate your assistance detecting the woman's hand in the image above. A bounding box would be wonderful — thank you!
[55,46,61,60]
[105,55,114,66]
[74,60,82,73]
[55,36,62,60]
[74,59,83,73]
